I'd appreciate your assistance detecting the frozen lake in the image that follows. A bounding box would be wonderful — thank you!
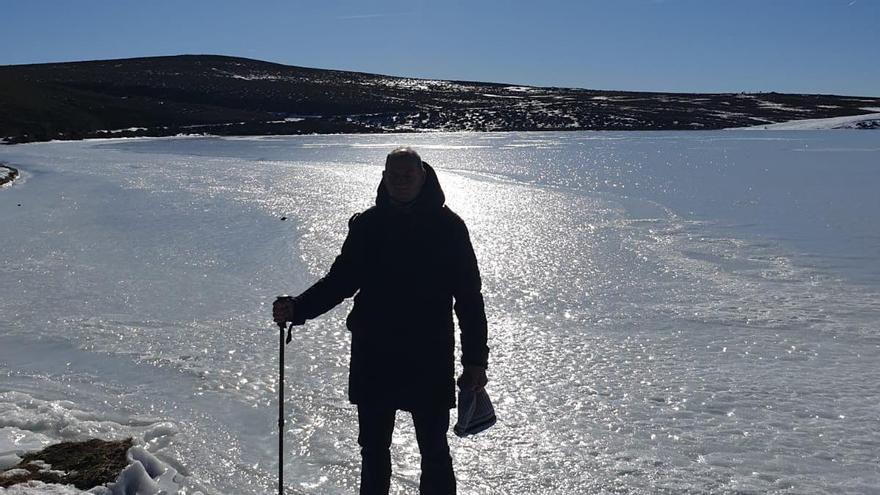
[1,131,879,494]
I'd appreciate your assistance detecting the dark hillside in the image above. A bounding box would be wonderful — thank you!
[2,55,878,143]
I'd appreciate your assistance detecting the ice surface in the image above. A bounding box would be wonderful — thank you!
[0,428,50,458]
[1,131,879,493]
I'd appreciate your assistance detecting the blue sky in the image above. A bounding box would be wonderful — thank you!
[3,0,878,96]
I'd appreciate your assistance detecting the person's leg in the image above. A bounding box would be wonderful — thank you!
[357,404,397,495]
[411,407,456,495]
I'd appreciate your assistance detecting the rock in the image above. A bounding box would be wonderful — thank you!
[0,165,19,187]
[0,438,133,489]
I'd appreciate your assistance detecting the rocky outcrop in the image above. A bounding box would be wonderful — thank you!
[0,164,18,186]
[0,438,132,489]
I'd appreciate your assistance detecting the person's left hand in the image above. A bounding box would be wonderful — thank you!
[457,365,488,391]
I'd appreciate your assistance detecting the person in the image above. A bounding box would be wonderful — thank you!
[273,147,489,495]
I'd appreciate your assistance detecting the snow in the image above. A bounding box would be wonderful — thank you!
[479,93,523,99]
[265,118,305,124]
[230,74,284,81]
[755,100,810,112]
[710,110,747,119]
[732,112,880,130]
[503,86,538,93]
[91,447,191,495]
[210,67,288,82]
[1,132,879,493]
[373,77,472,93]
[99,127,148,134]
[0,481,84,494]
[0,469,30,478]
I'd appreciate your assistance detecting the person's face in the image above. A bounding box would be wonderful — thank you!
[383,158,426,203]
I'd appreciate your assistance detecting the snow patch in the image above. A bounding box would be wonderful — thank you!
[0,481,84,494]
[265,117,305,124]
[230,74,285,81]
[103,127,148,134]
[480,93,523,99]
[756,100,810,112]
[374,77,472,93]
[503,86,539,93]
[210,67,288,82]
[732,112,880,130]
[92,447,191,495]
[0,391,124,441]
[0,468,30,478]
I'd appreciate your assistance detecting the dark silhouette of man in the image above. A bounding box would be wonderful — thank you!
[273,147,489,495]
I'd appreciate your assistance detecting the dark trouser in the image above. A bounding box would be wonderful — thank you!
[357,404,456,495]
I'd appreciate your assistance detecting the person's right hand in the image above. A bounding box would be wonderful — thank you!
[273,296,295,327]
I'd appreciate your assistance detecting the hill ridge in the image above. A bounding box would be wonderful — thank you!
[2,54,879,143]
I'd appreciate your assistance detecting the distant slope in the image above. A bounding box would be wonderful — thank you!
[2,54,879,143]
[733,112,880,130]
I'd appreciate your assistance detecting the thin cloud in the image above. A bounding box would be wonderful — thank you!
[336,12,414,20]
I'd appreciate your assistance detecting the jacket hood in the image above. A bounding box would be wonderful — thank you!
[375,161,446,213]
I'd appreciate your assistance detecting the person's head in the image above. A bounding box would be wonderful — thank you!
[383,147,426,203]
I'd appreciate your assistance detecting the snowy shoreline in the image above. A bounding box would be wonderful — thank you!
[4,111,880,149]
[728,111,880,130]
[0,438,130,490]
[0,390,197,494]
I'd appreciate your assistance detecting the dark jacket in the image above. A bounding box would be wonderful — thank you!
[290,162,489,410]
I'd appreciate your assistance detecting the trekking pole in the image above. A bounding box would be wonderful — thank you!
[277,319,293,495]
